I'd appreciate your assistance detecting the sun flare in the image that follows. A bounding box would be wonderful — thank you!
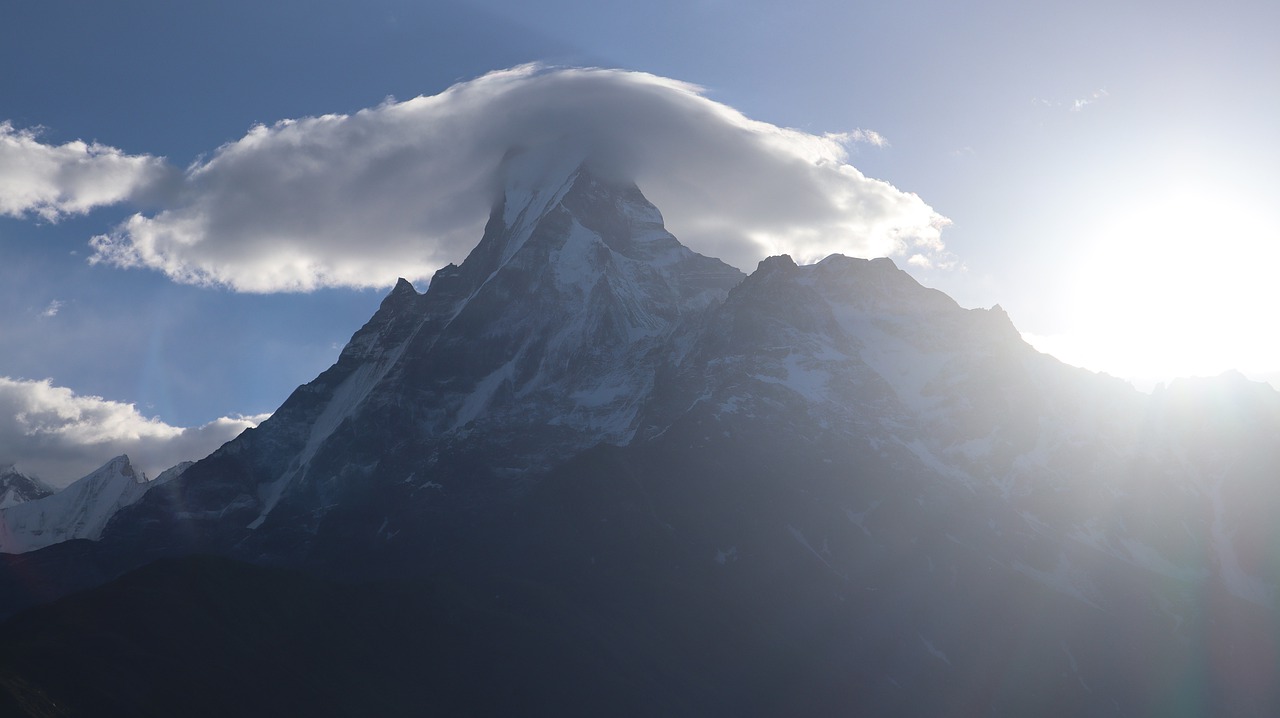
[1030,184,1279,385]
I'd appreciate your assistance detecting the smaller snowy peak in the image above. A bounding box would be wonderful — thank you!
[1146,371,1280,457]
[808,254,959,316]
[388,277,419,301]
[336,277,427,364]
[0,454,158,554]
[1151,372,1280,430]
[966,303,1024,345]
[752,254,800,278]
[726,253,975,349]
[368,277,422,321]
[720,254,835,337]
[0,465,54,509]
[801,254,1039,370]
[706,251,1056,433]
[152,461,193,486]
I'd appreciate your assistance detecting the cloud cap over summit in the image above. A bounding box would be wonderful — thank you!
[87,65,949,292]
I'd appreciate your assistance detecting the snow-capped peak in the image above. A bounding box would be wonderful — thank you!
[0,454,165,554]
[0,465,54,509]
[497,146,586,247]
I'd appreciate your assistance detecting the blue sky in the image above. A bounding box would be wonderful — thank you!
[1,0,1277,484]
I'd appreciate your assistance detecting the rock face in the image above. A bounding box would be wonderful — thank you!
[3,156,1278,715]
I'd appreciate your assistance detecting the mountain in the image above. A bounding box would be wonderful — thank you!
[0,456,187,554]
[106,152,746,562]
[0,156,1277,715]
[0,466,53,509]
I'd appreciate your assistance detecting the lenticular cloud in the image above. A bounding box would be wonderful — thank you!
[89,65,950,292]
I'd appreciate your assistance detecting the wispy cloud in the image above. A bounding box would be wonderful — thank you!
[1071,89,1108,112]
[906,251,963,271]
[0,377,266,487]
[1032,89,1109,113]
[827,128,889,148]
[0,122,169,221]
[84,65,949,291]
[38,300,63,318]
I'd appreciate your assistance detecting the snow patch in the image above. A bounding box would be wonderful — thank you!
[1062,642,1091,692]
[715,546,737,565]
[1011,554,1103,610]
[919,634,951,665]
[453,359,517,430]
[829,305,952,415]
[900,438,976,489]
[788,524,843,579]
[845,500,880,536]
[1069,521,1210,582]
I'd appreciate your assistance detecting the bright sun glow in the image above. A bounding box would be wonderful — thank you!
[1026,184,1279,386]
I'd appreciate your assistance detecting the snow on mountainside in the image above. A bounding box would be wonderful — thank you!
[0,466,53,509]
[0,456,187,554]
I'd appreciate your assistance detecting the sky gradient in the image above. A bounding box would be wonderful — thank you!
[1,0,1277,484]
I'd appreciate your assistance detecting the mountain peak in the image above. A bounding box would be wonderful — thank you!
[375,277,421,315]
[0,453,153,553]
[102,454,141,482]
[753,254,799,276]
[390,277,416,296]
[115,151,749,548]
[449,153,741,312]
[0,465,54,509]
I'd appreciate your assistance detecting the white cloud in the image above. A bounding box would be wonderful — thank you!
[827,128,889,148]
[1033,89,1109,113]
[39,300,63,318]
[88,65,950,291]
[904,250,965,273]
[0,122,169,221]
[1071,89,1108,112]
[0,377,266,488]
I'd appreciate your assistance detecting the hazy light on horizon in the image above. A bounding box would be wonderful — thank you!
[1021,181,1278,388]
